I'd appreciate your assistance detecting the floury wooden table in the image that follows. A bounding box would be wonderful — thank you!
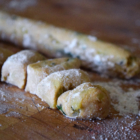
[0,0,140,139]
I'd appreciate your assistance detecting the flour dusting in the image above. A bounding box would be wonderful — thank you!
[6,111,21,117]
[0,84,46,117]
[92,80,140,116]
[7,0,37,11]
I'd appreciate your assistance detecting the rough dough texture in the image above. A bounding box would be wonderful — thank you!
[1,50,46,89]
[36,69,90,109]
[0,47,14,70]
[57,83,110,120]
[25,57,81,94]
[0,12,140,78]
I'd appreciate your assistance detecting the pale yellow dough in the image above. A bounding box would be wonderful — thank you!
[1,50,46,89]
[25,57,81,94]
[36,69,90,109]
[57,83,110,120]
[0,12,140,78]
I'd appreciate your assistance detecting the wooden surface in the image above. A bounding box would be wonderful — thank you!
[0,0,140,139]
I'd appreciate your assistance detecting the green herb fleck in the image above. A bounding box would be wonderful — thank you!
[76,56,80,59]
[57,104,66,115]
[65,52,73,57]
[67,58,74,61]
[119,61,124,65]
[71,106,75,111]
[71,106,80,116]
[51,62,56,66]
[11,15,17,20]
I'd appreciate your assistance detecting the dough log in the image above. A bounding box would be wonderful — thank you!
[0,12,139,79]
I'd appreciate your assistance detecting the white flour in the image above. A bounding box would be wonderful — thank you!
[92,80,140,116]
[0,84,46,117]
[7,0,37,11]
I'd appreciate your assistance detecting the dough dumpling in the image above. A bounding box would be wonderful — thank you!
[1,50,46,89]
[57,83,110,120]
[25,58,81,94]
[36,69,90,109]
[0,47,14,70]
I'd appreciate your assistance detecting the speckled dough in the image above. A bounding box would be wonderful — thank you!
[57,82,110,120]
[36,69,90,109]
[1,50,46,89]
[25,57,81,94]
[0,12,139,78]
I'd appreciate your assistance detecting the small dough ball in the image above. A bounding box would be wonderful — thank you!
[25,57,81,94]
[0,47,14,69]
[36,69,90,109]
[1,50,46,89]
[57,82,110,120]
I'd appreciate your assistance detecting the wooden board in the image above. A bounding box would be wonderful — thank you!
[0,0,140,139]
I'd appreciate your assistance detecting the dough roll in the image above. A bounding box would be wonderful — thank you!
[0,11,139,78]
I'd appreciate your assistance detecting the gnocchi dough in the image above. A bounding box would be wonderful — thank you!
[1,50,46,89]
[0,12,139,78]
[25,57,81,94]
[0,47,14,69]
[57,83,110,119]
[36,69,90,109]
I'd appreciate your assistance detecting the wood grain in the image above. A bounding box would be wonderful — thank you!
[0,0,140,139]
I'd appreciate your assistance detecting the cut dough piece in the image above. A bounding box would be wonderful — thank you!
[57,82,110,120]
[36,69,90,109]
[0,47,14,70]
[25,57,81,94]
[1,50,46,89]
